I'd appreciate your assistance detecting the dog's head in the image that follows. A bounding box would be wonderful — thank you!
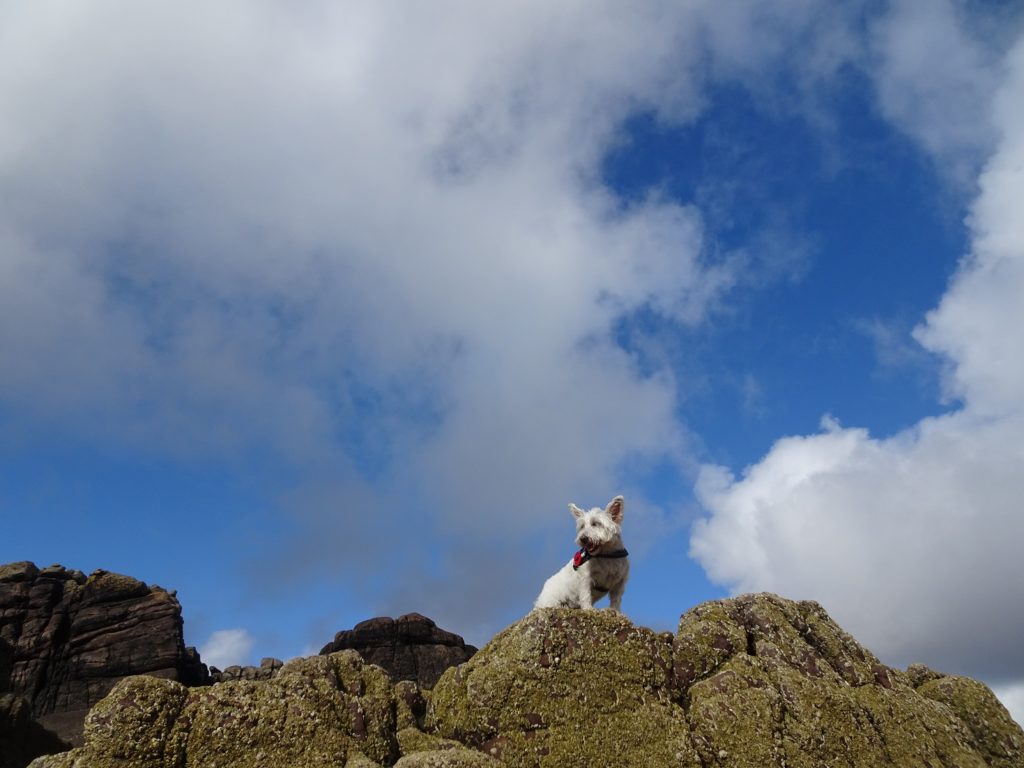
[570,495,624,554]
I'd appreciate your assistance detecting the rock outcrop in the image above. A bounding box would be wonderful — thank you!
[429,594,1024,767]
[32,651,401,768]
[321,613,477,689]
[0,562,208,748]
[25,593,1024,768]
[208,657,283,683]
[0,694,68,768]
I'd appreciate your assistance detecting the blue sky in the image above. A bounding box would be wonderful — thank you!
[2,1,1023,723]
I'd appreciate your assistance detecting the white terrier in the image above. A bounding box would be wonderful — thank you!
[534,495,629,611]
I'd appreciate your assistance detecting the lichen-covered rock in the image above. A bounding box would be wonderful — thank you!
[395,681,428,730]
[83,676,188,763]
[345,753,384,768]
[28,650,399,768]
[397,726,465,756]
[677,593,1024,768]
[21,593,1024,768]
[917,673,1024,767]
[428,608,699,767]
[394,748,502,767]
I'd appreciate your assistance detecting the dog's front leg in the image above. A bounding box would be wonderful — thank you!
[608,585,624,613]
[577,579,594,610]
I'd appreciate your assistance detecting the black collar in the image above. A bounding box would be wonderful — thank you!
[573,547,629,570]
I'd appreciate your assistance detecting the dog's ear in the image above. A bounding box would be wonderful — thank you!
[569,503,585,519]
[606,495,624,524]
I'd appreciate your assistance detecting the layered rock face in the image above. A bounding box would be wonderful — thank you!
[27,593,1024,768]
[321,613,478,689]
[0,562,208,747]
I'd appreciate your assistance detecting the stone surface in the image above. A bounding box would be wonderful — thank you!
[395,680,428,730]
[29,650,400,768]
[676,593,1023,768]
[428,608,696,767]
[394,749,502,767]
[20,592,1024,768]
[322,614,477,690]
[0,694,69,768]
[0,562,208,747]
[397,725,465,756]
[429,594,1024,768]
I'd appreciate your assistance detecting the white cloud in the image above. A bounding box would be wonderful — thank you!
[0,1,746,634]
[199,628,256,670]
[0,2,716,489]
[0,1,868,631]
[692,32,1024,691]
[870,0,1001,182]
[992,683,1024,729]
[9,0,1018,651]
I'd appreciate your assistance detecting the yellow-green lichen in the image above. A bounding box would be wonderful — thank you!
[395,681,428,730]
[398,726,465,756]
[429,608,699,767]
[345,751,384,768]
[39,651,398,768]
[23,594,1024,768]
[393,748,502,767]
[82,676,187,764]
[918,674,1024,767]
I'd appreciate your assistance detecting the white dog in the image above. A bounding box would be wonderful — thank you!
[534,495,629,611]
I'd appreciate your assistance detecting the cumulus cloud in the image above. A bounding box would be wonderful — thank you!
[692,31,1024,700]
[199,628,256,670]
[0,0,872,634]
[869,0,1002,183]
[0,0,739,631]
[9,1,1017,664]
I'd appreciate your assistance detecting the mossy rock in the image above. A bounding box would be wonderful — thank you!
[397,726,465,756]
[27,752,80,768]
[918,674,1024,767]
[25,594,1024,768]
[31,650,399,768]
[394,748,502,767]
[428,608,699,767]
[345,752,384,768]
[395,681,428,730]
[678,593,1024,768]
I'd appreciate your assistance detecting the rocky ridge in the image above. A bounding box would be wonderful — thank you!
[0,562,208,748]
[27,592,1024,768]
[207,657,283,683]
[321,613,478,689]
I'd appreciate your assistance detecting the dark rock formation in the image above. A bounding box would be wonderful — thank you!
[321,613,477,689]
[208,656,283,683]
[0,694,68,768]
[0,561,208,748]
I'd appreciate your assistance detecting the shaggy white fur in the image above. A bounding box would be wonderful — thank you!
[534,495,629,611]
